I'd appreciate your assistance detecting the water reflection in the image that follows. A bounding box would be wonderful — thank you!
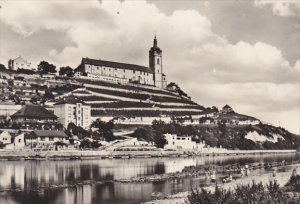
[0,154,299,204]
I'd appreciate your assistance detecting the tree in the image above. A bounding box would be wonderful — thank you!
[43,90,54,99]
[37,61,56,75]
[0,64,7,72]
[153,132,167,148]
[152,120,166,133]
[90,119,115,141]
[59,66,74,77]
[79,139,92,149]
[67,122,90,139]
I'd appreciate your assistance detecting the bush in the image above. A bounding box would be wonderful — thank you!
[187,180,288,204]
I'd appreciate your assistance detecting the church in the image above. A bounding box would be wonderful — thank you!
[74,37,167,89]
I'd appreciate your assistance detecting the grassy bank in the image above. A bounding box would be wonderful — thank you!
[187,172,300,204]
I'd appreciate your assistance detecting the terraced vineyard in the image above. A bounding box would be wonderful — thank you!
[72,78,206,118]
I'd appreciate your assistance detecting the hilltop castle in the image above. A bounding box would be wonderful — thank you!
[74,37,167,89]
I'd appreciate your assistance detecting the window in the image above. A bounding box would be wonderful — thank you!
[49,137,54,141]
[157,58,159,64]
[40,137,45,141]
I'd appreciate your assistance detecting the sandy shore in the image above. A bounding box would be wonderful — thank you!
[143,164,300,204]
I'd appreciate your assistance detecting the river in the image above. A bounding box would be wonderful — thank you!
[0,153,299,204]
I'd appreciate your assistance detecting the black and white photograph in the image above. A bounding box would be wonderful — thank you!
[0,0,299,203]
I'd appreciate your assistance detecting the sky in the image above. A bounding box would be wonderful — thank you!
[0,0,299,134]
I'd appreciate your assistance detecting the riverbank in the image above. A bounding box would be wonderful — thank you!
[0,149,297,160]
[115,159,299,183]
[143,164,300,204]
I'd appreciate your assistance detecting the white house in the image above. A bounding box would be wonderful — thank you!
[164,133,205,151]
[0,131,12,145]
[54,98,91,129]
[8,56,32,71]
[26,130,69,149]
[5,133,26,150]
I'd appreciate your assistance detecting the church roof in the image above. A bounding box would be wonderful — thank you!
[149,36,162,54]
[76,58,152,73]
[11,105,57,119]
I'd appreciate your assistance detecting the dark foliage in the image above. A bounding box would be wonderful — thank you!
[285,171,300,192]
[90,119,115,142]
[59,66,74,77]
[38,61,56,75]
[0,64,7,71]
[16,68,36,75]
[187,180,288,204]
[67,122,90,139]
[79,139,101,149]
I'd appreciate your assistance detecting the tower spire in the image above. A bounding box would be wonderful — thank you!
[154,35,157,47]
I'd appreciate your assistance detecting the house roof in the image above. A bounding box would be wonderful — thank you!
[223,105,232,109]
[11,104,57,119]
[54,98,88,106]
[0,131,12,137]
[75,58,152,73]
[30,130,68,138]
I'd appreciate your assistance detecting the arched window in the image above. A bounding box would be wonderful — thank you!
[157,58,160,65]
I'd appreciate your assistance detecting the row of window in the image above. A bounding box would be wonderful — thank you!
[88,65,150,76]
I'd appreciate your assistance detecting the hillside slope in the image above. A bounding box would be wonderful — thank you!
[66,78,207,118]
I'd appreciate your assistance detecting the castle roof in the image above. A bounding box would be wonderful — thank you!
[11,104,57,119]
[75,58,152,73]
[54,98,88,106]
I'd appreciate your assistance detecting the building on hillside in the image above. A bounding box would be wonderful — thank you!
[26,130,69,150]
[54,98,91,129]
[5,133,26,150]
[11,104,62,130]
[74,37,167,89]
[220,105,234,114]
[8,56,32,71]
[0,102,22,117]
[164,133,205,151]
[0,131,12,145]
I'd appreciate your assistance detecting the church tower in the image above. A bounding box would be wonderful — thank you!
[149,36,166,89]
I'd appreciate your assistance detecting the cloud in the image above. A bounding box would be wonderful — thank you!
[254,0,300,17]
[0,0,299,133]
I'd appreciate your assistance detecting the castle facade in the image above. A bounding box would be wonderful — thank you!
[74,37,167,89]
